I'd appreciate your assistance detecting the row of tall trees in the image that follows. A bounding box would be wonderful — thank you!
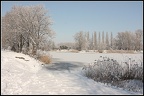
[2,5,55,54]
[74,29,143,51]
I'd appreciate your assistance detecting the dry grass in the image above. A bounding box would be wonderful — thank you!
[98,50,103,53]
[107,50,135,53]
[69,49,79,53]
[38,55,52,64]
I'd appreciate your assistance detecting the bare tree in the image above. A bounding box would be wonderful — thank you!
[74,31,85,51]
[90,33,94,50]
[98,32,101,50]
[102,31,104,44]
[93,31,97,50]
[125,31,132,50]
[115,32,123,50]
[105,32,109,50]
[87,32,90,50]
[110,32,113,49]
[73,29,143,51]
[84,32,90,51]
[101,31,105,50]
[134,29,143,50]
[130,32,135,50]
[114,30,142,50]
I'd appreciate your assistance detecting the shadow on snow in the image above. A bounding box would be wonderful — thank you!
[44,61,84,72]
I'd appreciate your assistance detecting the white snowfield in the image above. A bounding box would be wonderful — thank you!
[1,50,143,95]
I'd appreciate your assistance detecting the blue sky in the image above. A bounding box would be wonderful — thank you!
[1,1,143,44]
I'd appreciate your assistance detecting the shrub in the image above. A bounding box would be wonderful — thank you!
[35,50,52,64]
[120,60,143,82]
[82,56,143,85]
[83,56,123,83]
[98,50,103,53]
[60,45,68,49]
[38,55,52,64]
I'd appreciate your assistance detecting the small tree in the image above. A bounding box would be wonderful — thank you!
[98,32,101,50]
[74,31,85,51]
[110,32,113,49]
[106,32,109,50]
[93,31,97,50]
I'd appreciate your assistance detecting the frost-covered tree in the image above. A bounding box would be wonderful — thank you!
[115,32,126,50]
[105,32,109,50]
[101,31,105,50]
[110,32,113,49]
[129,32,136,50]
[87,32,90,50]
[134,29,143,50]
[114,30,143,50]
[93,31,97,50]
[2,5,55,54]
[84,32,90,51]
[98,32,101,50]
[102,31,104,44]
[89,33,94,50]
[74,31,85,51]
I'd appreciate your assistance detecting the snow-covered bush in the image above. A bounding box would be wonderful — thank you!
[82,56,123,83]
[82,56,143,84]
[120,58,143,82]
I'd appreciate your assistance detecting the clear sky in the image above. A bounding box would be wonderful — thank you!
[1,1,143,44]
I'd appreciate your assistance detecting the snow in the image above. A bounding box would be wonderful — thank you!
[1,50,143,95]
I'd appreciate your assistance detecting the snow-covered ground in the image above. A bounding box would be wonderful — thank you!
[1,50,143,95]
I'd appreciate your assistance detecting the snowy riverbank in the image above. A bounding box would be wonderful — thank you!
[1,50,143,95]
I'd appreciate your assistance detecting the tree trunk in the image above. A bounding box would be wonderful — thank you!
[32,44,37,55]
[20,34,23,52]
